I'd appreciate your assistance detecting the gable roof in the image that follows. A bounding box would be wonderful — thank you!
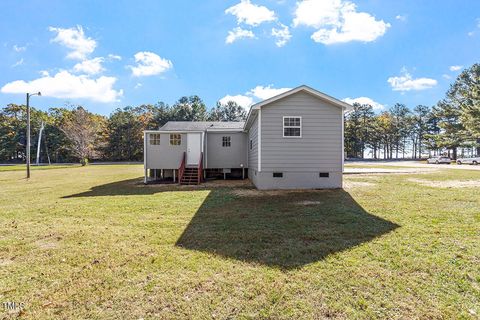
[159,121,245,132]
[244,85,352,130]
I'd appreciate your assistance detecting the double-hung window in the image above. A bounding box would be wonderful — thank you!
[222,136,231,147]
[149,133,160,145]
[283,116,302,137]
[169,134,181,146]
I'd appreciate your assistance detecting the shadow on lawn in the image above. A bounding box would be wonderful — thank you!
[64,178,399,269]
[62,178,180,197]
[175,188,399,269]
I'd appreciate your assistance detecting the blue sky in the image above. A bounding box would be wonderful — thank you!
[0,0,479,115]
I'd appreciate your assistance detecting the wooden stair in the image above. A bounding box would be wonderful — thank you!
[178,151,203,185]
[180,166,200,185]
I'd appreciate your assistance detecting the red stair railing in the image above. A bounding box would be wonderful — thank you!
[178,152,186,184]
[197,152,203,184]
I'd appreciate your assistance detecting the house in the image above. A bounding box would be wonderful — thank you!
[143,85,352,189]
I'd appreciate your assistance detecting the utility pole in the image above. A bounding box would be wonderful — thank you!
[25,92,41,179]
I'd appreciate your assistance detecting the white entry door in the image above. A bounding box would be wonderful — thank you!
[186,133,202,165]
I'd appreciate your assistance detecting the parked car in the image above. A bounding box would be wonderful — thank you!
[456,155,480,165]
[426,156,451,164]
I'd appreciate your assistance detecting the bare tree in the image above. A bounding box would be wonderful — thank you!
[60,106,104,165]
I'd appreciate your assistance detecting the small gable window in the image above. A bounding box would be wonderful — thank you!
[283,116,302,137]
[170,134,181,146]
[149,133,160,145]
[222,136,231,147]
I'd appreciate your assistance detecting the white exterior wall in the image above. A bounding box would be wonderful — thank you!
[205,132,248,169]
[247,115,259,182]
[249,91,344,189]
[145,133,187,169]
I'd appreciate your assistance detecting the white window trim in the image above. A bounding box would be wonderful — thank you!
[169,133,182,146]
[149,133,161,145]
[222,136,231,147]
[282,116,302,138]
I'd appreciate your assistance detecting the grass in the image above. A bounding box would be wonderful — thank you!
[0,165,479,319]
[0,164,81,172]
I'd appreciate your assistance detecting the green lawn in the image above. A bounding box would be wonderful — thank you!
[0,165,479,319]
[0,164,81,172]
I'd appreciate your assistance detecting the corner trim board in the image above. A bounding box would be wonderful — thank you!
[258,109,261,172]
[143,132,147,183]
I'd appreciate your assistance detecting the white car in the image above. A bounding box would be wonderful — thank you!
[456,156,480,165]
[426,156,451,164]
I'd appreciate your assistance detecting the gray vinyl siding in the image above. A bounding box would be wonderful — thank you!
[146,133,186,169]
[206,132,248,168]
[260,91,342,172]
[248,115,258,170]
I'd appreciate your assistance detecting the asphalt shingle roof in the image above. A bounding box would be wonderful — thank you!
[159,121,245,131]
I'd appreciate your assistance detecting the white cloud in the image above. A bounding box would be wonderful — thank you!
[293,0,390,45]
[134,83,142,89]
[219,85,291,108]
[226,27,255,44]
[108,54,122,61]
[13,45,26,52]
[449,65,463,72]
[12,58,24,67]
[129,51,173,77]
[342,97,384,110]
[387,69,437,91]
[249,85,291,100]
[395,15,406,21]
[442,74,451,80]
[49,25,97,60]
[73,57,105,75]
[1,70,123,103]
[225,0,276,26]
[219,94,254,108]
[467,18,480,36]
[271,24,292,47]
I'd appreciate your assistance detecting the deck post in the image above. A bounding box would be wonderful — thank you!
[173,169,176,183]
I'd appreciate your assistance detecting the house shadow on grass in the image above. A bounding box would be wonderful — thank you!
[62,178,182,198]
[63,178,399,269]
[175,187,399,269]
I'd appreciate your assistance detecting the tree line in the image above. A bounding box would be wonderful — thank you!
[0,97,246,164]
[1,63,478,164]
[345,63,480,159]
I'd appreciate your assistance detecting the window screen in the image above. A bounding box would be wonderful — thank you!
[283,117,301,137]
[149,133,160,145]
[169,134,181,146]
[222,136,231,147]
